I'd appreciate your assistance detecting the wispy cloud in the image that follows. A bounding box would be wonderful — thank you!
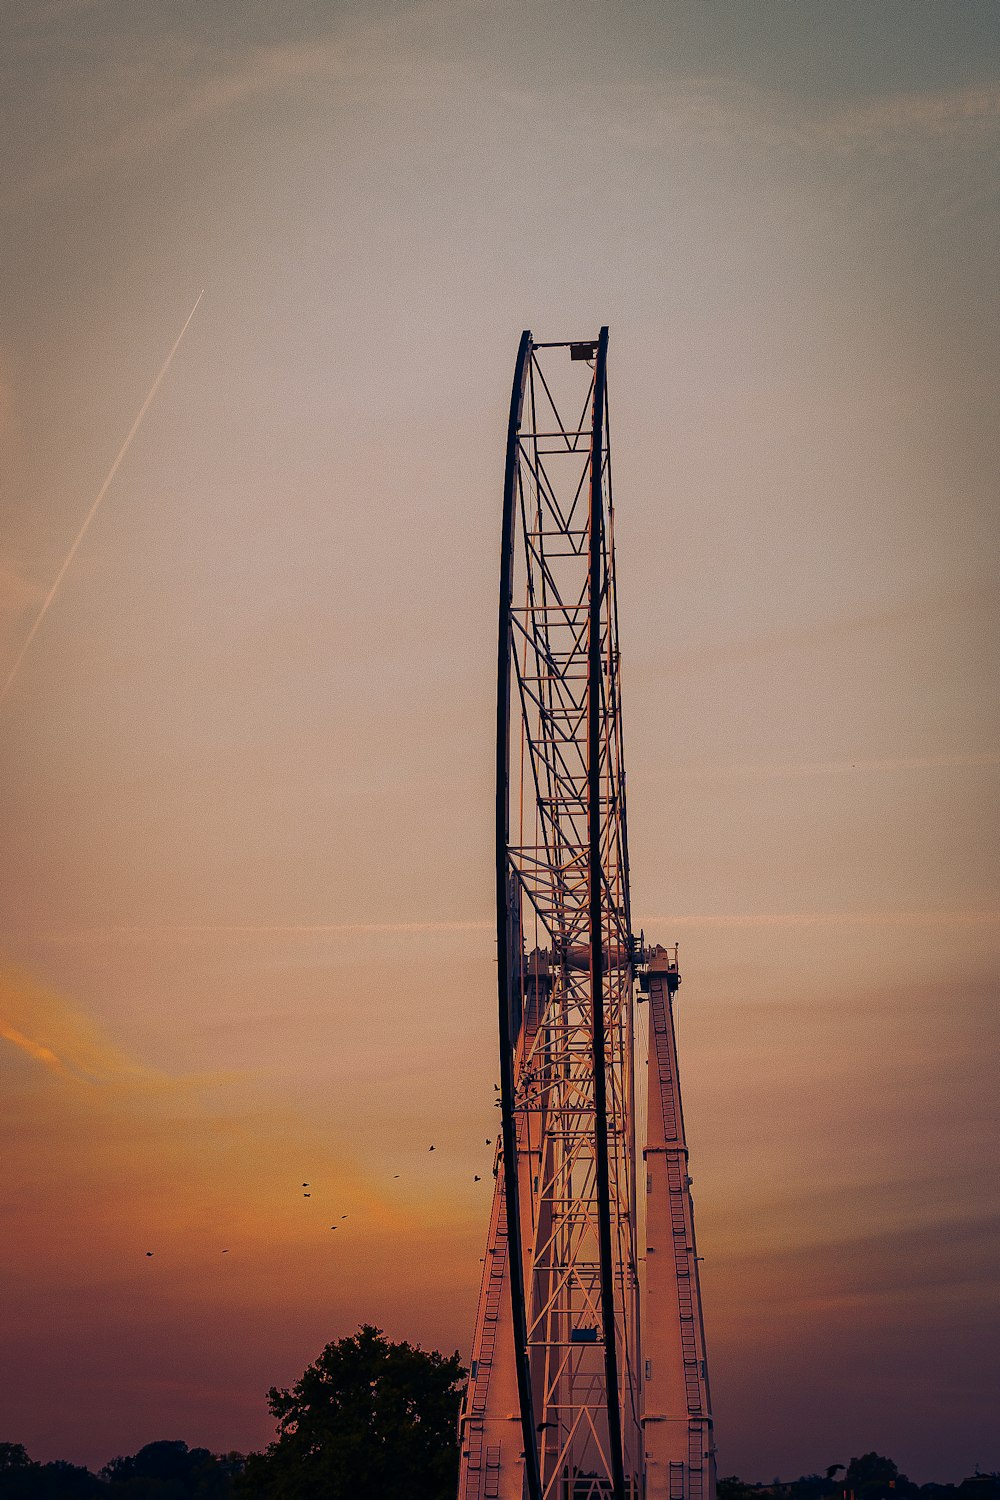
[25,918,494,945]
[652,580,995,676]
[14,909,999,946]
[1,965,166,1086]
[15,0,114,23]
[1,0,463,211]
[0,964,403,1235]
[0,33,349,212]
[818,84,1000,153]
[7,14,1000,217]
[0,1023,70,1076]
[660,751,1000,782]
[620,75,1000,157]
[648,910,1000,930]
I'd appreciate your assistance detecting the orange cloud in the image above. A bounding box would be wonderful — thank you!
[0,1023,69,1074]
[0,958,477,1279]
[1,966,154,1084]
[0,963,483,1462]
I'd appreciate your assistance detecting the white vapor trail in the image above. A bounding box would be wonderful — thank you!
[0,291,204,711]
[33,919,495,944]
[23,911,1000,945]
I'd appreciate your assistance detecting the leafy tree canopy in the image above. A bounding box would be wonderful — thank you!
[100,1440,236,1499]
[720,1477,766,1500]
[843,1453,916,1500]
[234,1324,466,1500]
[0,1453,31,1477]
[847,1455,902,1487]
[0,1457,104,1499]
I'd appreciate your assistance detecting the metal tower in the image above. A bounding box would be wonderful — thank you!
[457,331,716,1500]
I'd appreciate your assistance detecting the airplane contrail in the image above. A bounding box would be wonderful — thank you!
[23,910,1000,944]
[0,290,204,711]
[39,919,495,943]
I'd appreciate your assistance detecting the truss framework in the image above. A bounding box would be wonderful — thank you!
[495,330,640,1500]
[458,329,716,1500]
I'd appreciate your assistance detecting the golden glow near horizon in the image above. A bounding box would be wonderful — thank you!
[1,0,997,1483]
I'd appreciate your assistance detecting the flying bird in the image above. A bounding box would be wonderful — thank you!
[145,1252,153,1258]
[474,1175,481,1182]
[486,1138,491,1145]
[302,1182,309,1187]
[428,1145,435,1151]
[303,1192,311,1197]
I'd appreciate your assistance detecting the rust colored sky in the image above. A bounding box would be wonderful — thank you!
[1,0,998,1482]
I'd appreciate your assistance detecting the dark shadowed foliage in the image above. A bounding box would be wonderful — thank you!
[100,1440,241,1498]
[2,1436,997,1500]
[719,1464,1000,1500]
[0,1456,104,1498]
[0,1454,32,1478]
[0,1443,242,1500]
[720,1479,768,1500]
[844,1453,911,1500]
[234,1324,466,1500]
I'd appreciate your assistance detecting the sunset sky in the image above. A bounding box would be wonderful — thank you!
[1,0,998,1484]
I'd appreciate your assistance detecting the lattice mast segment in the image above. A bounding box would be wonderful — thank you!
[457,331,715,1500]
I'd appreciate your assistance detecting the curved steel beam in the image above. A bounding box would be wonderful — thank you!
[496,328,543,1500]
[588,325,627,1499]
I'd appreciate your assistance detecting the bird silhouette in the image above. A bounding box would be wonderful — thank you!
[145,1251,153,1257]
[302,1182,309,1187]
[428,1145,436,1151]
[474,1175,481,1182]
[486,1138,492,1145]
[393,1174,400,1179]
[303,1192,311,1197]
[330,1226,338,1230]
[341,1214,348,1219]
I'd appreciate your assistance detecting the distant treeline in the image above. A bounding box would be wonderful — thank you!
[0,1326,463,1500]
[3,1443,998,1500]
[2,1338,996,1500]
[0,1442,239,1499]
[721,1456,1000,1500]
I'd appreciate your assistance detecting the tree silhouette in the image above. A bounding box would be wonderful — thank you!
[719,1478,763,1500]
[234,1324,466,1500]
[844,1453,915,1500]
[100,1440,236,1498]
[0,1456,103,1499]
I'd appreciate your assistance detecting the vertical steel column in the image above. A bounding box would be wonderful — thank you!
[496,328,543,1500]
[588,325,627,1499]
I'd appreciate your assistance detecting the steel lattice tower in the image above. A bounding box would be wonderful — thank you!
[458,331,716,1500]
